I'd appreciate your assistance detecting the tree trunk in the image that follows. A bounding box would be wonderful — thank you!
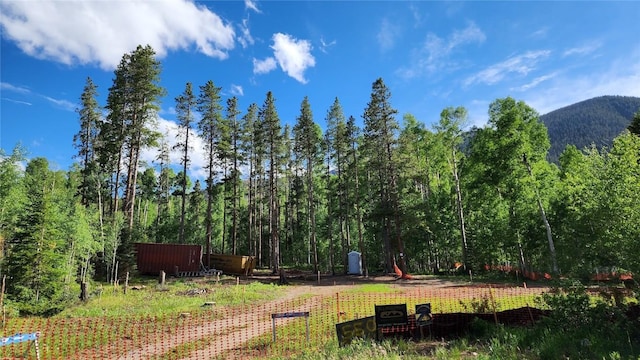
[204,153,214,267]
[452,147,469,269]
[248,161,254,257]
[523,154,558,274]
[308,160,318,273]
[178,126,190,244]
[270,152,280,274]
[352,143,367,276]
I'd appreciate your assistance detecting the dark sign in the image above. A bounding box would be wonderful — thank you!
[271,311,309,319]
[375,304,408,327]
[415,303,432,326]
[335,316,377,346]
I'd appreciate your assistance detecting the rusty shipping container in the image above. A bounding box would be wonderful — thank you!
[135,243,202,275]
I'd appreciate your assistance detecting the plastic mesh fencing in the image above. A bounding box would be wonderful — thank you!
[1,285,548,359]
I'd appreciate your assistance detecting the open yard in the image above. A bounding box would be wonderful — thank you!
[1,272,553,359]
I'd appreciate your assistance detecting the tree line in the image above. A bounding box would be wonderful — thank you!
[1,45,639,315]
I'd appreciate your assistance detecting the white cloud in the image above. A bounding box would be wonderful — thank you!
[2,98,32,106]
[448,23,486,50]
[409,3,423,28]
[1,82,31,94]
[271,33,316,84]
[230,84,244,96]
[377,18,400,51]
[511,72,558,92]
[160,107,177,116]
[563,41,601,57]
[43,96,76,112]
[320,37,337,54]
[245,0,261,14]
[253,57,277,74]
[398,22,485,78]
[237,18,255,49]
[525,51,640,115]
[464,50,551,86]
[0,0,236,70]
[530,27,549,39]
[1,81,75,110]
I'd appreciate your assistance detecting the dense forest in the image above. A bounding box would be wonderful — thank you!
[1,45,639,315]
[541,95,640,162]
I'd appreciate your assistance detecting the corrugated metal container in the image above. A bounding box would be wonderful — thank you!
[208,254,256,275]
[135,243,202,275]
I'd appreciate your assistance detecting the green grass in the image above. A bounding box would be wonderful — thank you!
[0,278,285,359]
[57,278,283,318]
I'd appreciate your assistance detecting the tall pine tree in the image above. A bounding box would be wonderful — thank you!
[197,80,223,265]
[174,82,196,244]
[293,96,322,272]
[362,78,405,274]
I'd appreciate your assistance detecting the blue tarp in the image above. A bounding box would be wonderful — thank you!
[1,332,39,346]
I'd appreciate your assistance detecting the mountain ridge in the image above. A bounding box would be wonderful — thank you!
[539,95,640,162]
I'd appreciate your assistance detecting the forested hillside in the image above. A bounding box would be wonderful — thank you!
[2,45,639,315]
[541,95,640,162]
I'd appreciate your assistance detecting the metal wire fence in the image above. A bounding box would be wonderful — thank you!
[1,285,548,359]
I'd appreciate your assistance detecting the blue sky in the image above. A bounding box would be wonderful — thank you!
[1,0,639,176]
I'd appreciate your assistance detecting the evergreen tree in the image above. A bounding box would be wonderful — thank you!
[73,77,101,206]
[240,103,260,257]
[345,116,367,275]
[120,45,164,233]
[3,158,71,315]
[185,180,205,245]
[629,110,640,136]
[223,97,241,253]
[251,102,268,267]
[362,78,405,274]
[0,145,27,251]
[197,80,223,265]
[100,54,129,215]
[259,91,282,273]
[280,124,297,264]
[101,44,165,271]
[325,98,351,273]
[293,96,322,272]
[174,82,196,244]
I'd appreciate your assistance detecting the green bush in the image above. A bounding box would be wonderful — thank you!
[534,285,639,359]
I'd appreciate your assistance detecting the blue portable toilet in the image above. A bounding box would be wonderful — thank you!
[347,251,362,275]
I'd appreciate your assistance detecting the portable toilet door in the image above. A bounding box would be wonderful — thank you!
[347,251,362,275]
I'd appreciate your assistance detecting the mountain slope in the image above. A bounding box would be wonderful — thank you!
[540,95,640,162]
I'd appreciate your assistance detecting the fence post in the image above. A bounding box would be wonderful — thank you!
[80,282,88,302]
[123,272,129,294]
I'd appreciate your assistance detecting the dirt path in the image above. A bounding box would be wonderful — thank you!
[182,286,339,360]
[115,284,352,360]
